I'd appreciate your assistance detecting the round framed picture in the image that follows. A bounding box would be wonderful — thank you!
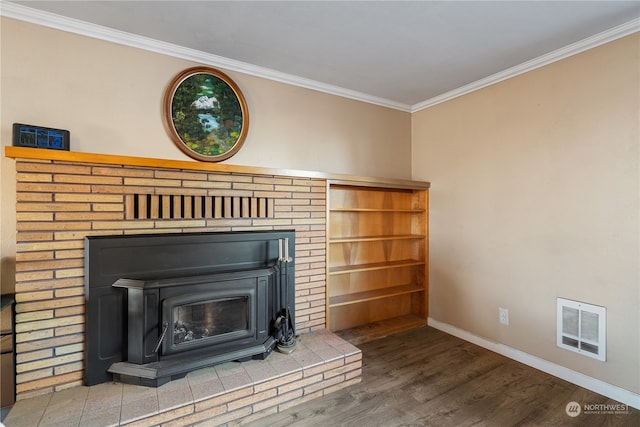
[163,67,249,162]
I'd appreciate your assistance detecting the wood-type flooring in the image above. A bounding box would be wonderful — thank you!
[246,326,639,427]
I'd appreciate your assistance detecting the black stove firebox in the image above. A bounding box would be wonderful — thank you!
[84,231,295,387]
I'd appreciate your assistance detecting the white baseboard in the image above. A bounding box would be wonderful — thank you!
[428,317,640,410]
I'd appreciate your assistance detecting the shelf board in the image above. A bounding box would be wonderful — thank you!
[329,284,424,307]
[332,314,427,345]
[329,259,424,275]
[330,208,426,213]
[329,234,425,243]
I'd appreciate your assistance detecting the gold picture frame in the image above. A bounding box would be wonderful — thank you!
[163,67,249,162]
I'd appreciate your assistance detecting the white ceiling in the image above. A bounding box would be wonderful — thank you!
[5,1,640,111]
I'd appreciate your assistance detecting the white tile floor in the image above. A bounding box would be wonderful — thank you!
[3,331,360,427]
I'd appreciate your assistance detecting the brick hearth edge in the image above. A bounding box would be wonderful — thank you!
[4,330,362,426]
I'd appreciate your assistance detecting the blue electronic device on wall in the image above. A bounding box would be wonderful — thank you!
[12,123,70,151]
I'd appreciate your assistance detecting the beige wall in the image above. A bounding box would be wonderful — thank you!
[0,18,411,176]
[2,15,638,396]
[412,34,639,393]
[0,17,411,293]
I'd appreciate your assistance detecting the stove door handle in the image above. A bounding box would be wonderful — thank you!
[153,321,169,354]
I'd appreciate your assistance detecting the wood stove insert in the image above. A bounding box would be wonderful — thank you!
[84,230,295,387]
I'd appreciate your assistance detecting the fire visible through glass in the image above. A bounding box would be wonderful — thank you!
[173,296,249,345]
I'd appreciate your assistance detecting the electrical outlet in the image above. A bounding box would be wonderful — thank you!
[499,307,509,325]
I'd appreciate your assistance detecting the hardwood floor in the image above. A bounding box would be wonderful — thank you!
[245,326,639,427]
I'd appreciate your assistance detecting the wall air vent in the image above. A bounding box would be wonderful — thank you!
[557,298,606,361]
[125,193,273,220]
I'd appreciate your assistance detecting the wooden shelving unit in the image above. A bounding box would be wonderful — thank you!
[327,182,429,343]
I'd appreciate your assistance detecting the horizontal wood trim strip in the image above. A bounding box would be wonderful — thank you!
[5,147,430,189]
[327,179,430,190]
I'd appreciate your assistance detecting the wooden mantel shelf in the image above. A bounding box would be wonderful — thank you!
[5,146,430,190]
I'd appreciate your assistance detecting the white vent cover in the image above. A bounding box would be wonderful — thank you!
[557,298,606,361]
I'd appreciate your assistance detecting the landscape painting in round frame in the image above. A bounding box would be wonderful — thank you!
[164,67,249,162]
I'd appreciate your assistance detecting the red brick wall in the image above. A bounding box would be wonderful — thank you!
[13,158,327,399]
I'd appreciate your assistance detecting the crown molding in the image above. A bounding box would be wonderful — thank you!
[0,1,412,112]
[2,1,637,114]
[412,18,640,113]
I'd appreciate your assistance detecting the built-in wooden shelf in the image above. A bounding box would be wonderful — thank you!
[327,182,429,337]
[329,208,426,213]
[329,234,425,243]
[329,284,424,307]
[329,259,424,275]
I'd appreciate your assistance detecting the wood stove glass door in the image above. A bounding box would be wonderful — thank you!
[162,288,256,355]
[173,296,249,344]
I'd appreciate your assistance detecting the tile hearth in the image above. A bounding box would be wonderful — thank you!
[3,331,361,427]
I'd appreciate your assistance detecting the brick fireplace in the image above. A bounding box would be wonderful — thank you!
[7,147,333,401]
